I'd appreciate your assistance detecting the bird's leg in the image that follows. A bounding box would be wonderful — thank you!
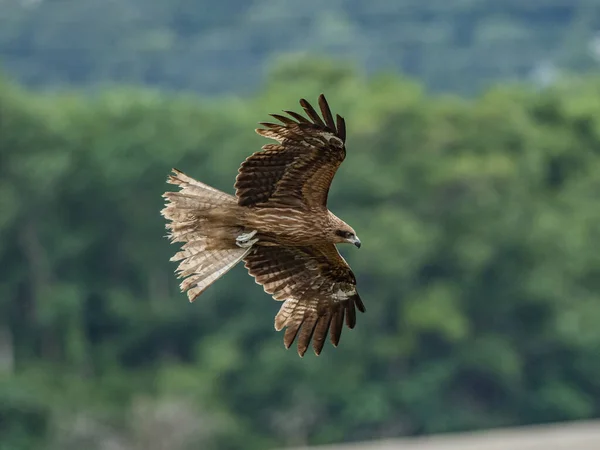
[236,229,258,248]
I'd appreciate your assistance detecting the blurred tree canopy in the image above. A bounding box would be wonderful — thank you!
[1,0,600,95]
[1,58,600,449]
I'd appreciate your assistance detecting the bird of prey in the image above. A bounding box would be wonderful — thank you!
[161,94,365,356]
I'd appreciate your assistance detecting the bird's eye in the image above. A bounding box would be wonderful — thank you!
[335,230,351,238]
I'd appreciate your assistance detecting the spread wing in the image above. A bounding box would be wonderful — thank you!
[234,94,347,210]
[243,244,365,356]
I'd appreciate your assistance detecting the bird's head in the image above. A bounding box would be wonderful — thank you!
[333,226,361,248]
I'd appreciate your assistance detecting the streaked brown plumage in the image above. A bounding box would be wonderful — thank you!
[161,94,365,357]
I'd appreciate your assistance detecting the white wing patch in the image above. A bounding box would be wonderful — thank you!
[332,288,354,301]
[318,131,344,147]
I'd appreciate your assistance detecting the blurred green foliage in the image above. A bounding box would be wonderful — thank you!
[1,58,600,449]
[1,0,600,95]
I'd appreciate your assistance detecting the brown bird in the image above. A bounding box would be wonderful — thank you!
[161,94,365,356]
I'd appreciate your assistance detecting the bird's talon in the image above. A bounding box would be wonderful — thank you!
[236,230,258,248]
[236,238,258,248]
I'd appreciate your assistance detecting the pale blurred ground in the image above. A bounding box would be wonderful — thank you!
[285,420,600,450]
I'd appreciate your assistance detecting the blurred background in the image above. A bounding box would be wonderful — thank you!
[2,0,600,449]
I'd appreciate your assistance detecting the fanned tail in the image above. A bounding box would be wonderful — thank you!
[161,169,251,302]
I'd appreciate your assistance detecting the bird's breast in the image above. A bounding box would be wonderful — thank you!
[243,207,330,246]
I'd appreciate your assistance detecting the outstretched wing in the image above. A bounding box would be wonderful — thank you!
[243,243,365,356]
[234,94,347,210]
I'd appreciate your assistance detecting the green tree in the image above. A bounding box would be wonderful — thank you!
[1,60,600,449]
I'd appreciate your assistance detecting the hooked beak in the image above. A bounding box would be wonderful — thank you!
[352,236,362,249]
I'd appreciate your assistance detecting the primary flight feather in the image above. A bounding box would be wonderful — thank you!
[161,94,365,357]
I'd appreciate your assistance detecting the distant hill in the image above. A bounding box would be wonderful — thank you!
[1,0,599,94]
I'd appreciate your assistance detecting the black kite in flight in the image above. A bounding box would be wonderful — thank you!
[161,94,365,356]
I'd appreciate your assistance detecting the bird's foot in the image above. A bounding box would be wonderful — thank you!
[236,230,258,248]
